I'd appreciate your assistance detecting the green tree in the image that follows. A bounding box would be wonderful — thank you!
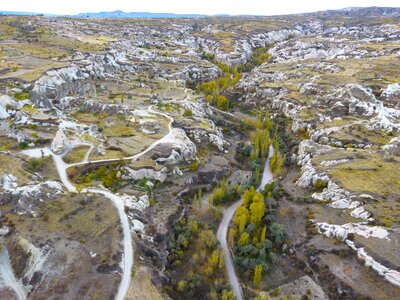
[269,223,286,245]
[217,95,229,110]
[234,206,249,234]
[254,264,263,287]
[250,193,265,225]
[260,226,267,243]
[238,232,250,246]
[177,280,187,292]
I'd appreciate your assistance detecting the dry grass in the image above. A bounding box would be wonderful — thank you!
[104,125,138,138]
[7,192,121,262]
[126,266,164,300]
[63,146,90,164]
[89,149,125,161]
[329,154,400,196]
[0,154,30,185]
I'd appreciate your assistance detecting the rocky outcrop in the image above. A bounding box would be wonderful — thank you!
[0,174,64,216]
[30,67,96,109]
[185,64,222,84]
[316,222,389,240]
[123,167,168,182]
[0,103,10,120]
[325,84,400,131]
[296,140,330,188]
[121,194,150,212]
[30,51,136,109]
[190,127,229,152]
[155,128,197,164]
[51,129,68,154]
[346,241,400,287]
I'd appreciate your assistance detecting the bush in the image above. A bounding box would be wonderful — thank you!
[209,178,240,206]
[189,160,199,171]
[18,141,29,149]
[13,91,30,101]
[314,179,327,191]
[27,158,45,172]
[183,108,193,117]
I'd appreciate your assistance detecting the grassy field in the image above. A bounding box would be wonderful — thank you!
[329,154,400,196]
[63,146,90,164]
[6,192,121,253]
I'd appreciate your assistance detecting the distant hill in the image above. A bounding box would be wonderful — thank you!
[0,7,399,19]
[75,10,207,18]
[0,10,206,18]
[324,6,400,17]
[0,11,57,17]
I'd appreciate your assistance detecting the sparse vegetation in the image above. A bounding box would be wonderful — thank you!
[77,163,125,191]
[26,158,45,172]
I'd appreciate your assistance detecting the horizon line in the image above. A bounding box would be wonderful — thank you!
[0,6,398,18]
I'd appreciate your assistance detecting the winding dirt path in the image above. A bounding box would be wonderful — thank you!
[216,146,274,300]
[21,106,175,300]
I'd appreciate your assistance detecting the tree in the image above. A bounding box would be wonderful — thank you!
[238,232,250,246]
[314,179,327,191]
[217,95,229,110]
[229,228,237,244]
[200,229,217,249]
[234,206,249,234]
[177,280,187,292]
[253,264,263,287]
[269,223,286,246]
[270,140,285,173]
[189,219,199,234]
[254,165,261,185]
[243,187,254,207]
[189,160,199,171]
[260,226,267,243]
[250,193,265,225]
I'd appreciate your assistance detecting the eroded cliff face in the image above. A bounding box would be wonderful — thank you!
[29,51,134,109]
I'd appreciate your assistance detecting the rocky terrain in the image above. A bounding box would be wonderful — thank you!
[0,6,399,300]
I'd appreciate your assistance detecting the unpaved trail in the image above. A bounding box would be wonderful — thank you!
[216,146,274,300]
[21,106,175,300]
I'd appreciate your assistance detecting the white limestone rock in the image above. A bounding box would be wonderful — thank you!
[122,194,149,212]
[155,128,197,164]
[51,129,68,154]
[0,104,10,119]
[124,167,168,182]
[316,222,389,240]
[132,219,145,233]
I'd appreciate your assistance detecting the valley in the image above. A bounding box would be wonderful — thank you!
[0,7,399,300]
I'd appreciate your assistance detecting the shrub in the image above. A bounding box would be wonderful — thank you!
[27,158,45,172]
[314,179,327,191]
[18,141,29,149]
[189,160,199,171]
[13,91,30,101]
[183,108,193,117]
